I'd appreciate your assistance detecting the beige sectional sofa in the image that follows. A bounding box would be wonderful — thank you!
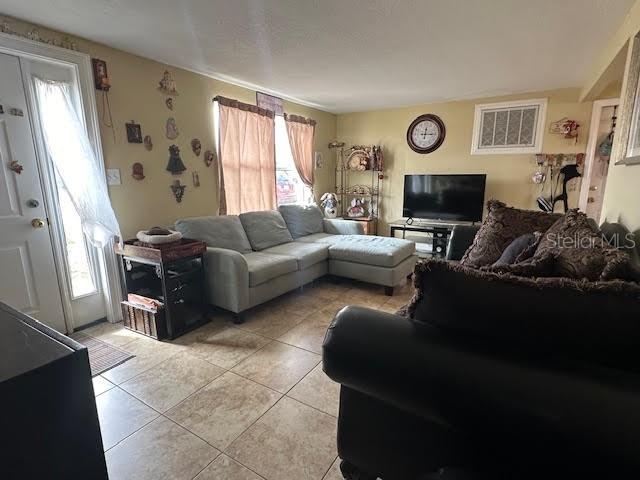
[175,205,416,322]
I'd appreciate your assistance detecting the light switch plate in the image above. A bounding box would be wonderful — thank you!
[106,168,121,185]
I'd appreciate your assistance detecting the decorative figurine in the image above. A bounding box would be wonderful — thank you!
[320,193,338,218]
[192,171,200,187]
[132,162,145,180]
[158,70,179,96]
[346,198,366,218]
[8,160,23,175]
[170,180,186,203]
[191,138,202,156]
[125,121,143,143]
[143,135,153,151]
[166,144,186,175]
[165,97,174,110]
[165,117,179,139]
[203,150,215,167]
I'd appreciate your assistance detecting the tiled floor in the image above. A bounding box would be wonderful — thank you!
[85,277,413,480]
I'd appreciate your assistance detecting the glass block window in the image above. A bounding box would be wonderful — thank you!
[472,99,547,154]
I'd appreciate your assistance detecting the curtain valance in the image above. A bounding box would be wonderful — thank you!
[213,96,275,118]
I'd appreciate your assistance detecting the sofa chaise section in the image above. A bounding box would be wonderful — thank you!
[175,205,417,320]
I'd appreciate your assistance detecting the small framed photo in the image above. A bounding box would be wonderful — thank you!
[257,91,284,116]
[125,121,143,144]
[91,58,110,91]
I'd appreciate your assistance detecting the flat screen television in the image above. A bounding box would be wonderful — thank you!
[403,174,486,222]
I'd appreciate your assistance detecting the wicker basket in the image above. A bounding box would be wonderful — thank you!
[121,301,166,339]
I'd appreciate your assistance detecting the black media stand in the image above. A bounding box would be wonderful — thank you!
[389,219,459,258]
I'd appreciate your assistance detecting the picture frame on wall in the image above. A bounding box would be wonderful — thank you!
[256,91,284,116]
[618,33,640,165]
[125,121,143,144]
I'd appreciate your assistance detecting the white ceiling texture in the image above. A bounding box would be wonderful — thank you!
[0,0,633,113]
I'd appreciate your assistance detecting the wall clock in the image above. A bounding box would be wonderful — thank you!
[406,114,446,154]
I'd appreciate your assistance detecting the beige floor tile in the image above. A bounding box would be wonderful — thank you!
[236,305,307,339]
[288,363,340,417]
[195,454,263,480]
[96,387,159,450]
[92,375,115,396]
[278,310,333,354]
[227,397,338,480]
[187,326,271,369]
[102,337,182,385]
[166,372,281,450]
[120,352,224,412]
[105,416,219,480]
[83,321,142,347]
[277,291,327,317]
[322,457,343,480]
[232,341,321,393]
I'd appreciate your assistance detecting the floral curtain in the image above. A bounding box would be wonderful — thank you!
[215,96,276,214]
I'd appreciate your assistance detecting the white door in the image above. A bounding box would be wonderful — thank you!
[26,57,107,329]
[0,52,66,332]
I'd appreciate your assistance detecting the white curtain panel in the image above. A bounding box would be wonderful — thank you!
[33,77,121,246]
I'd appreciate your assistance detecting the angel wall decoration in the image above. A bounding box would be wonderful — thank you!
[158,70,179,96]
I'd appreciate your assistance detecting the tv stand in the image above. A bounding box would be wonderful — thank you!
[389,219,457,258]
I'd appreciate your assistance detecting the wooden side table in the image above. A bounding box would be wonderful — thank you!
[115,239,209,340]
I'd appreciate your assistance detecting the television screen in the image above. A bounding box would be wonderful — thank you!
[403,174,486,222]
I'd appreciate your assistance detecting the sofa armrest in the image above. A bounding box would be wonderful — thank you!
[323,218,364,235]
[446,224,479,261]
[322,306,640,468]
[203,247,249,313]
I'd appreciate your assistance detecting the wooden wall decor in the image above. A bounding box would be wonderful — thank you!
[170,180,186,203]
[204,150,215,167]
[91,58,110,91]
[166,117,179,139]
[132,162,145,180]
[125,121,143,143]
[166,144,186,175]
[191,138,201,156]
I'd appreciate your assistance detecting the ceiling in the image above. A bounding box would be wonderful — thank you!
[0,0,633,113]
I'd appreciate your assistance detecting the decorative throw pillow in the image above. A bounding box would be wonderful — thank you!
[490,233,539,267]
[533,209,631,281]
[460,200,561,268]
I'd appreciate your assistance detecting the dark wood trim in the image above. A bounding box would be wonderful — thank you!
[213,95,275,118]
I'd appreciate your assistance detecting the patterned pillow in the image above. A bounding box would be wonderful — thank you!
[534,209,631,281]
[460,200,561,268]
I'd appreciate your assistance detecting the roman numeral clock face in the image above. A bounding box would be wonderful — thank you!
[406,114,446,154]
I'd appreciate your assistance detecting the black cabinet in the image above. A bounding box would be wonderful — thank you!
[0,302,107,479]
[117,240,209,340]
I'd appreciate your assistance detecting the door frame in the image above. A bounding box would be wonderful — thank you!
[578,97,620,221]
[0,32,122,331]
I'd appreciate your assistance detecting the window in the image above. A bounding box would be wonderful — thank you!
[275,115,313,205]
[471,99,547,155]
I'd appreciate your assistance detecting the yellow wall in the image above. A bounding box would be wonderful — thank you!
[2,16,336,239]
[337,88,591,233]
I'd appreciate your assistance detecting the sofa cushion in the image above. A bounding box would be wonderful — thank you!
[534,209,632,281]
[244,252,298,287]
[460,200,560,268]
[174,215,252,253]
[262,242,329,270]
[491,233,539,266]
[278,204,324,239]
[295,233,341,244]
[328,236,415,268]
[239,210,294,251]
[404,258,640,373]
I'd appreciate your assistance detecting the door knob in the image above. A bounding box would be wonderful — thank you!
[31,218,46,228]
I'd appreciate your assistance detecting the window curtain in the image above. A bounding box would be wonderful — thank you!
[33,77,121,246]
[214,96,276,214]
[284,114,316,191]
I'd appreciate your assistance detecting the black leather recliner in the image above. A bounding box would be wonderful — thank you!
[322,225,640,479]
